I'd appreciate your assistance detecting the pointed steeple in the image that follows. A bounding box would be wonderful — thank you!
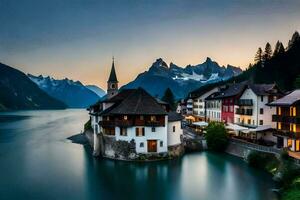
[107,57,119,98]
[108,57,118,83]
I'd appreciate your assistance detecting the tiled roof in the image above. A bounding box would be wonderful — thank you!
[168,111,184,122]
[269,90,300,106]
[248,84,277,96]
[205,81,247,100]
[103,88,167,115]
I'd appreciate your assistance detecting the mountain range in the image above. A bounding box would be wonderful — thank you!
[123,57,242,99]
[28,74,105,108]
[0,63,66,111]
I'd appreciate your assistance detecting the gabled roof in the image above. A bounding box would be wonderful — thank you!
[269,90,300,106]
[103,88,167,115]
[210,81,247,99]
[189,83,220,99]
[108,60,118,82]
[248,84,278,96]
[102,89,136,103]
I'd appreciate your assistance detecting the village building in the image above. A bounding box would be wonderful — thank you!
[205,92,222,122]
[188,85,220,122]
[88,59,184,160]
[269,90,300,152]
[234,84,281,128]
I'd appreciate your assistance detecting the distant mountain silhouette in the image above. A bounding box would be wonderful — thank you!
[28,74,102,108]
[0,63,66,111]
[122,57,242,99]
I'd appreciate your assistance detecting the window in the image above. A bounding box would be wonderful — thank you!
[140,115,144,120]
[230,106,234,112]
[150,116,156,121]
[293,107,297,116]
[248,119,251,124]
[160,141,163,147]
[140,142,144,147]
[120,128,127,136]
[173,126,176,132]
[124,115,128,120]
[278,122,282,129]
[136,127,145,136]
[259,120,263,125]
[278,107,281,115]
[261,96,264,102]
[260,108,264,114]
[151,127,156,132]
[111,83,115,89]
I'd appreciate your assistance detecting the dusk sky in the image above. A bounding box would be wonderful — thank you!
[1,0,300,89]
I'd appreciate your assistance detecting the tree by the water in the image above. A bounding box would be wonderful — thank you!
[162,88,176,111]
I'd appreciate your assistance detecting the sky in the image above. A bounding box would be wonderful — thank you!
[1,0,300,89]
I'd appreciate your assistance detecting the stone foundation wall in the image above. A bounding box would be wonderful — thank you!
[84,131,184,161]
[168,144,185,157]
[225,142,252,159]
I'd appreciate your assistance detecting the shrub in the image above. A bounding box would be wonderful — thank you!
[247,151,280,174]
[205,122,228,152]
[84,118,92,131]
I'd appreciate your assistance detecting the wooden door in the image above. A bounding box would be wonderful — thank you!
[147,140,157,152]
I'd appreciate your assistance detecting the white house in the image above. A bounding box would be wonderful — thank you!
[234,84,281,128]
[89,59,183,158]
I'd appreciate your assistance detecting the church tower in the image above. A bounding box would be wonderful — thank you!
[107,57,119,98]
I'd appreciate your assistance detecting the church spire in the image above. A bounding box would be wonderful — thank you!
[108,56,118,83]
[107,57,119,98]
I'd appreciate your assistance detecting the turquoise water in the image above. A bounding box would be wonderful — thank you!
[0,110,278,200]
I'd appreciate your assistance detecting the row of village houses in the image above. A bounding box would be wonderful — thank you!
[177,81,300,153]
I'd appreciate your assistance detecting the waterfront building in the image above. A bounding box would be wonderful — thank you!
[269,90,300,152]
[89,59,184,158]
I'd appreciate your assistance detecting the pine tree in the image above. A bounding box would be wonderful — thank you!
[254,47,263,64]
[288,31,300,49]
[263,42,272,60]
[273,41,285,56]
[162,88,176,111]
[294,75,300,89]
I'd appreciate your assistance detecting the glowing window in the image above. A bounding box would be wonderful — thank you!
[278,107,281,115]
[278,122,282,130]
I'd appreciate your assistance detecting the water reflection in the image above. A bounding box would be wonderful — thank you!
[0,110,278,200]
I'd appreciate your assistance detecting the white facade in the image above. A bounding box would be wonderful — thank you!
[234,88,276,128]
[114,116,168,153]
[206,99,222,122]
[167,121,182,146]
[90,113,182,154]
[192,87,219,117]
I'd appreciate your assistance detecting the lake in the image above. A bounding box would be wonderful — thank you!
[0,109,278,200]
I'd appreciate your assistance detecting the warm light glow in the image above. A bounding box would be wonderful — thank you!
[278,107,281,115]
[278,122,281,130]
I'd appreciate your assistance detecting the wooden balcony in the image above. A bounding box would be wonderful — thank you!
[145,120,165,127]
[272,115,300,124]
[273,130,300,139]
[235,99,253,106]
[115,119,133,127]
[236,108,253,115]
[99,120,115,127]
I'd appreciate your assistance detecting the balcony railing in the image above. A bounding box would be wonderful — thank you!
[273,130,300,139]
[99,120,115,127]
[115,120,134,127]
[272,115,300,124]
[145,120,165,127]
[235,108,253,115]
[235,99,253,106]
